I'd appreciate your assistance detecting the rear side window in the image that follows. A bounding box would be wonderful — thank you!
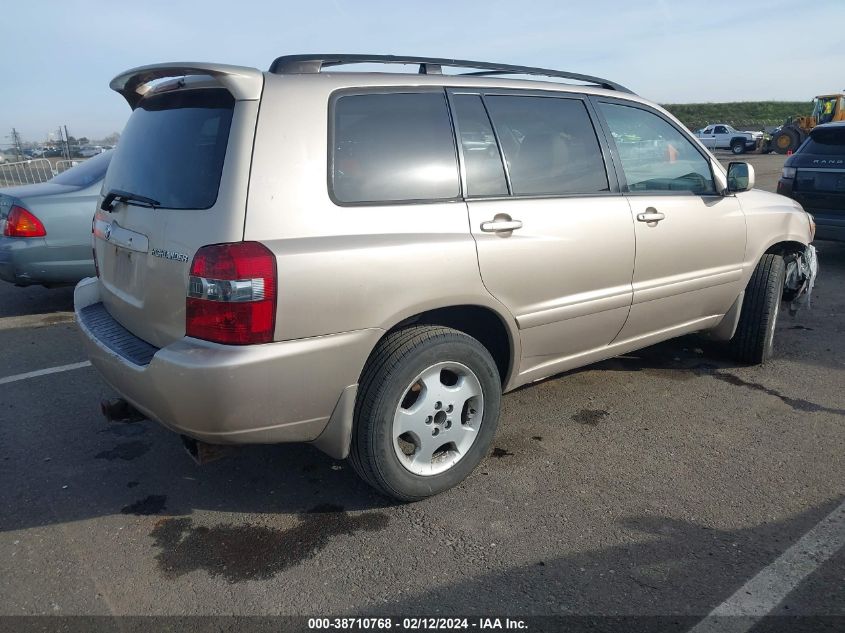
[451,94,509,197]
[599,102,716,195]
[483,95,609,196]
[103,88,234,210]
[332,92,460,204]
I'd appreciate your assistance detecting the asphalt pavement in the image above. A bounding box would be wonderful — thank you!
[0,152,842,630]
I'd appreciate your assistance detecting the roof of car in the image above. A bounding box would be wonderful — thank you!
[813,121,845,130]
[261,69,656,106]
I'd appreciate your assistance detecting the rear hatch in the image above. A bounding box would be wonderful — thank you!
[93,64,263,348]
[790,126,845,215]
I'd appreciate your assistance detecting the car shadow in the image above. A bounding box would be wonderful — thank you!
[0,282,74,318]
[355,497,843,623]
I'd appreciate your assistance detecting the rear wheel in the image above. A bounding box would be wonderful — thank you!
[730,139,746,155]
[730,254,786,364]
[349,326,502,501]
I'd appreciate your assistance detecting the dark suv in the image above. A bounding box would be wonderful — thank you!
[778,122,845,241]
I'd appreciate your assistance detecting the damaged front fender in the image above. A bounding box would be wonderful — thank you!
[784,244,819,315]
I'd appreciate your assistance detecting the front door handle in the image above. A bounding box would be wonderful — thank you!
[480,218,523,233]
[636,209,666,224]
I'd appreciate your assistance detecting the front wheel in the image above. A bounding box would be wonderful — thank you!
[730,139,746,155]
[730,254,786,364]
[772,129,799,154]
[349,326,502,501]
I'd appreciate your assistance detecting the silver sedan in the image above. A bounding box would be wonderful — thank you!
[0,151,111,287]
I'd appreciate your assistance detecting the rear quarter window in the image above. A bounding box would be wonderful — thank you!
[102,88,234,210]
[331,92,460,204]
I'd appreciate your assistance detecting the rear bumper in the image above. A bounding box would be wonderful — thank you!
[74,276,381,445]
[0,237,94,286]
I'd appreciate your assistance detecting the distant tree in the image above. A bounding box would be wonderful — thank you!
[78,137,89,145]
[102,132,120,145]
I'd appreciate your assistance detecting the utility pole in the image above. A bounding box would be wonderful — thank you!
[10,128,23,160]
[63,125,71,160]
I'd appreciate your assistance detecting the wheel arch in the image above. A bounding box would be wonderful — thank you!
[765,239,808,258]
[382,303,520,390]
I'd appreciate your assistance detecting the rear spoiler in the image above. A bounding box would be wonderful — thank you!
[110,62,264,109]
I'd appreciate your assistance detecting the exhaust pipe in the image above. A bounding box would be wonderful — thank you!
[180,435,234,465]
[101,398,147,423]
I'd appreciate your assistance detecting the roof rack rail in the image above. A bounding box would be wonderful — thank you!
[268,54,633,93]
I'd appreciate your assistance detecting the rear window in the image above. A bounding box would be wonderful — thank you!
[802,128,845,156]
[51,150,112,187]
[103,88,234,210]
[331,92,460,204]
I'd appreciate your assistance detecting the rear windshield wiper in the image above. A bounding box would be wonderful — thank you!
[101,189,161,212]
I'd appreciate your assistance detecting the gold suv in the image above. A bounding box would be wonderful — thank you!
[75,55,817,500]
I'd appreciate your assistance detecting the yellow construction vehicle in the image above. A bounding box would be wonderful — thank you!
[770,93,845,154]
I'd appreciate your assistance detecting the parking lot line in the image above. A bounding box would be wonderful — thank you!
[688,498,845,633]
[0,361,91,385]
[0,312,75,331]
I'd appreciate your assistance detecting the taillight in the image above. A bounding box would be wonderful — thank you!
[186,242,277,345]
[3,205,46,238]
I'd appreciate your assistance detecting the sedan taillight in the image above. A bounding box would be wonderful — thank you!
[3,205,46,237]
[186,242,277,345]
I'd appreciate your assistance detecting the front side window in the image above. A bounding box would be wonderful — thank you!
[599,102,716,195]
[331,92,460,204]
[483,95,609,196]
[714,126,728,134]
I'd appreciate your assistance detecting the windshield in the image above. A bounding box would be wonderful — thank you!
[102,88,234,210]
[51,150,112,187]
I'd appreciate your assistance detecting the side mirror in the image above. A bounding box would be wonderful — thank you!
[727,162,755,193]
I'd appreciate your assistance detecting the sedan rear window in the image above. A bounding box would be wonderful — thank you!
[102,88,234,210]
[51,150,112,187]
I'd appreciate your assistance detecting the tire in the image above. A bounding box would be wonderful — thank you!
[730,139,746,155]
[772,128,799,154]
[730,254,786,364]
[348,325,502,501]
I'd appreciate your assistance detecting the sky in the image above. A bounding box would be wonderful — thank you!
[2,0,844,143]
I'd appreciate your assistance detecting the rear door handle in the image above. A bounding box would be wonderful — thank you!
[636,210,666,224]
[480,219,523,232]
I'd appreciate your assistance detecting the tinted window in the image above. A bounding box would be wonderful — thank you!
[332,92,460,203]
[51,150,112,187]
[484,96,608,196]
[715,126,728,134]
[802,127,845,156]
[103,89,234,210]
[599,103,716,195]
[452,94,508,197]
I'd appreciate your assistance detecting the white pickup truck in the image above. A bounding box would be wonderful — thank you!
[695,124,764,154]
